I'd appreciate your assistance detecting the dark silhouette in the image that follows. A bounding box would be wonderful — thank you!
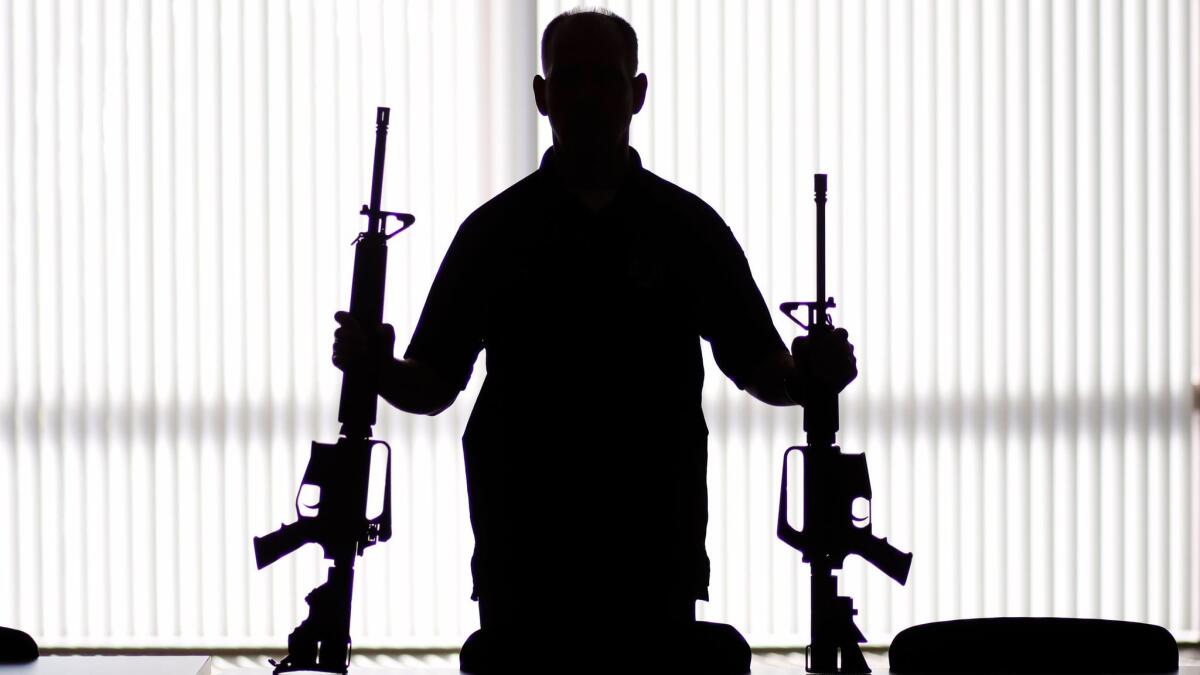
[0,626,37,663]
[332,8,855,674]
[777,175,912,673]
[255,108,410,674]
[890,618,1179,673]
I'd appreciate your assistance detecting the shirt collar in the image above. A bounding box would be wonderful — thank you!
[537,145,646,195]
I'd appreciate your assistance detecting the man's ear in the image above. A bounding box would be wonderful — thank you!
[632,73,648,115]
[533,75,548,116]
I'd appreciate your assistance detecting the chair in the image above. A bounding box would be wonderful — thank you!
[0,626,38,664]
[889,618,1178,673]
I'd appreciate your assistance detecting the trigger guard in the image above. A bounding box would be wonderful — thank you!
[296,482,321,512]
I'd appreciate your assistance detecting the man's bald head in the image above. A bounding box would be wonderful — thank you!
[533,8,647,164]
[540,8,639,77]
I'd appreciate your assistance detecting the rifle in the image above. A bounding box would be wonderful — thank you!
[253,107,414,674]
[778,174,912,673]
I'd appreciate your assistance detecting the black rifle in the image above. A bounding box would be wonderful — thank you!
[778,174,912,673]
[253,107,414,674]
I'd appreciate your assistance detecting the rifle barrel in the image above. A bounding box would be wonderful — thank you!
[367,107,391,234]
[815,173,828,326]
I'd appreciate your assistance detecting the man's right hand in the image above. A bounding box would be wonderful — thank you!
[332,311,395,373]
[331,311,458,415]
[787,326,857,405]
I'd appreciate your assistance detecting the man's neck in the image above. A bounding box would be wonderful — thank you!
[552,141,630,191]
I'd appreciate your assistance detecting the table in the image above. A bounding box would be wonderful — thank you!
[0,655,212,674]
[218,662,1200,667]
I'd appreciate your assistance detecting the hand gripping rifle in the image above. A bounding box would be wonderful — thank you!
[253,107,414,674]
[778,174,912,673]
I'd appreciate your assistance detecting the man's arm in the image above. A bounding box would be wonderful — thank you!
[332,311,460,416]
[376,357,459,416]
[745,329,858,408]
[745,348,799,407]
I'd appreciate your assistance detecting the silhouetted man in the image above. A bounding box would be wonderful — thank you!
[333,8,855,673]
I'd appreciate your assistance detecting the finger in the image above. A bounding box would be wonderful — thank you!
[834,327,849,340]
[334,310,354,326]
[791,335,812,353]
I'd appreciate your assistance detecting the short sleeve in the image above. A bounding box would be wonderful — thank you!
[403,215,487,391]
[692,206,786,389]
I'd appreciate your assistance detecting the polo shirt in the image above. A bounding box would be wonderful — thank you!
[404,146,784,611]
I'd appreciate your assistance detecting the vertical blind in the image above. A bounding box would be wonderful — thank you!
[1,0,1196,650]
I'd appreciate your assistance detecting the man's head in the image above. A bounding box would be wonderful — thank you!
[534,9,648,154]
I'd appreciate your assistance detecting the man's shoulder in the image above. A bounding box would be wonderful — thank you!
[631,167,757,267]
[636,167,723,222]
[458,162,728,237]
[462,170,545,229]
